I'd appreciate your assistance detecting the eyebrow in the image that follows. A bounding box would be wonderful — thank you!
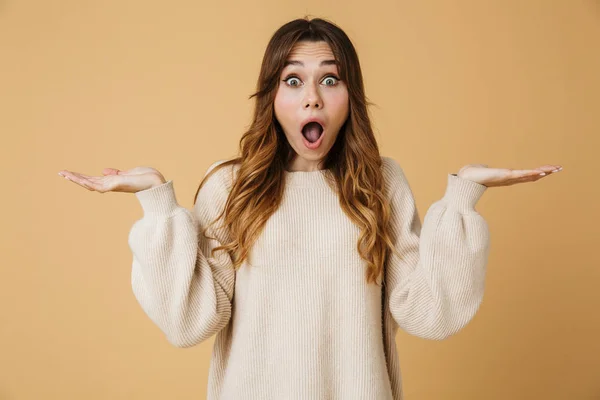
[283,59,338,67]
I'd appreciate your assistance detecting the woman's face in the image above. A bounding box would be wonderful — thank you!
[274,41,349,172]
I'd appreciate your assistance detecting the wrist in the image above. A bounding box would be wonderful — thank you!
[150,176,167,188]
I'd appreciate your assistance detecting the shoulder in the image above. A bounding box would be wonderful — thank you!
[381,156,404,177]
[380,156,410,196]
[195,159,240,204]
[205,159,235,176]
[205,159,240,185]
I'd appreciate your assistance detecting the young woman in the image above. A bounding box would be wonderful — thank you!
[58,17,562,400]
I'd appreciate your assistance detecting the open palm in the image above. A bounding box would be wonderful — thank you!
[458,164,563,187]
[58,167,166,193]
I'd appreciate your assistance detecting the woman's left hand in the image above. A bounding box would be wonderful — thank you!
[457,164,563,187]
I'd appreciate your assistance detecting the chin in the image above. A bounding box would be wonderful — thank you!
[297,151,330,167]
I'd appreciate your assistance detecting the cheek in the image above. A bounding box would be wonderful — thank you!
[274,89,297,120]
[327,91,350,121]
[274,93,299,141]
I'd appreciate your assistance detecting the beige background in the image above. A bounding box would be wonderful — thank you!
[1,1,599,399]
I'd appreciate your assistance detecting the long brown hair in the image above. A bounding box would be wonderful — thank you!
[193,17,396,284]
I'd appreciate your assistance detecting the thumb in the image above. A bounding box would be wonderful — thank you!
[102,168,120,176]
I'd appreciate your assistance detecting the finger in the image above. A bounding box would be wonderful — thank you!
[519,169,552,182]
[58,170,76,180]
[535,165,564,174]
[69,171,95,180]
[508,175,540,186]
[523,173,545,182]
[59,170,88,180]
[511,169,546,178]
[549,165,563,173]
[64,174,95,191]
[63,171,105,191]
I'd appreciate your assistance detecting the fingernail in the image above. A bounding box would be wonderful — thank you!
[552,169,559,173]
[539,172,546,176]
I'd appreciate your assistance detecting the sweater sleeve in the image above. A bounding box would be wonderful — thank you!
[382,158,490,340]
[127,161,236,348]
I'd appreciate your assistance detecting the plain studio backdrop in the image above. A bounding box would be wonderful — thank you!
[1,1,599,399]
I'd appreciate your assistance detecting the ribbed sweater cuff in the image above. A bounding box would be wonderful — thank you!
[442,174,487,213]
[134,180,181,216]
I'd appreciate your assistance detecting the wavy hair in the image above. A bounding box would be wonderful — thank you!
[193,17,396,284]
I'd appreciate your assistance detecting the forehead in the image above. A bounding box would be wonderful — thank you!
[286,41,335,62]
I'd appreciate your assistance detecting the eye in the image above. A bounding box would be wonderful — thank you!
[284,76,302,87]
[322,76,339,86]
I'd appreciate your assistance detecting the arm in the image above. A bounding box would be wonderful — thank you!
[384,160,490,340]
[127,161,235,348]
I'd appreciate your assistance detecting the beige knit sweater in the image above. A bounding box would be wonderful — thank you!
[128,156,490,400]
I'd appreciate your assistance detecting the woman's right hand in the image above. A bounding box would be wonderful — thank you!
[58,166,167,193]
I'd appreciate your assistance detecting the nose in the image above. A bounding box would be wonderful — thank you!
[303,83,322,109]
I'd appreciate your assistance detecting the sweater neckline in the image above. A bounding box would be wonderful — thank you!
[283,168,334,189]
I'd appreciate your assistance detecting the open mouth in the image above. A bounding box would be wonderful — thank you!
[301,122,324,144]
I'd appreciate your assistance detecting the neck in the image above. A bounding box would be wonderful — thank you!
[286,156,326,172]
